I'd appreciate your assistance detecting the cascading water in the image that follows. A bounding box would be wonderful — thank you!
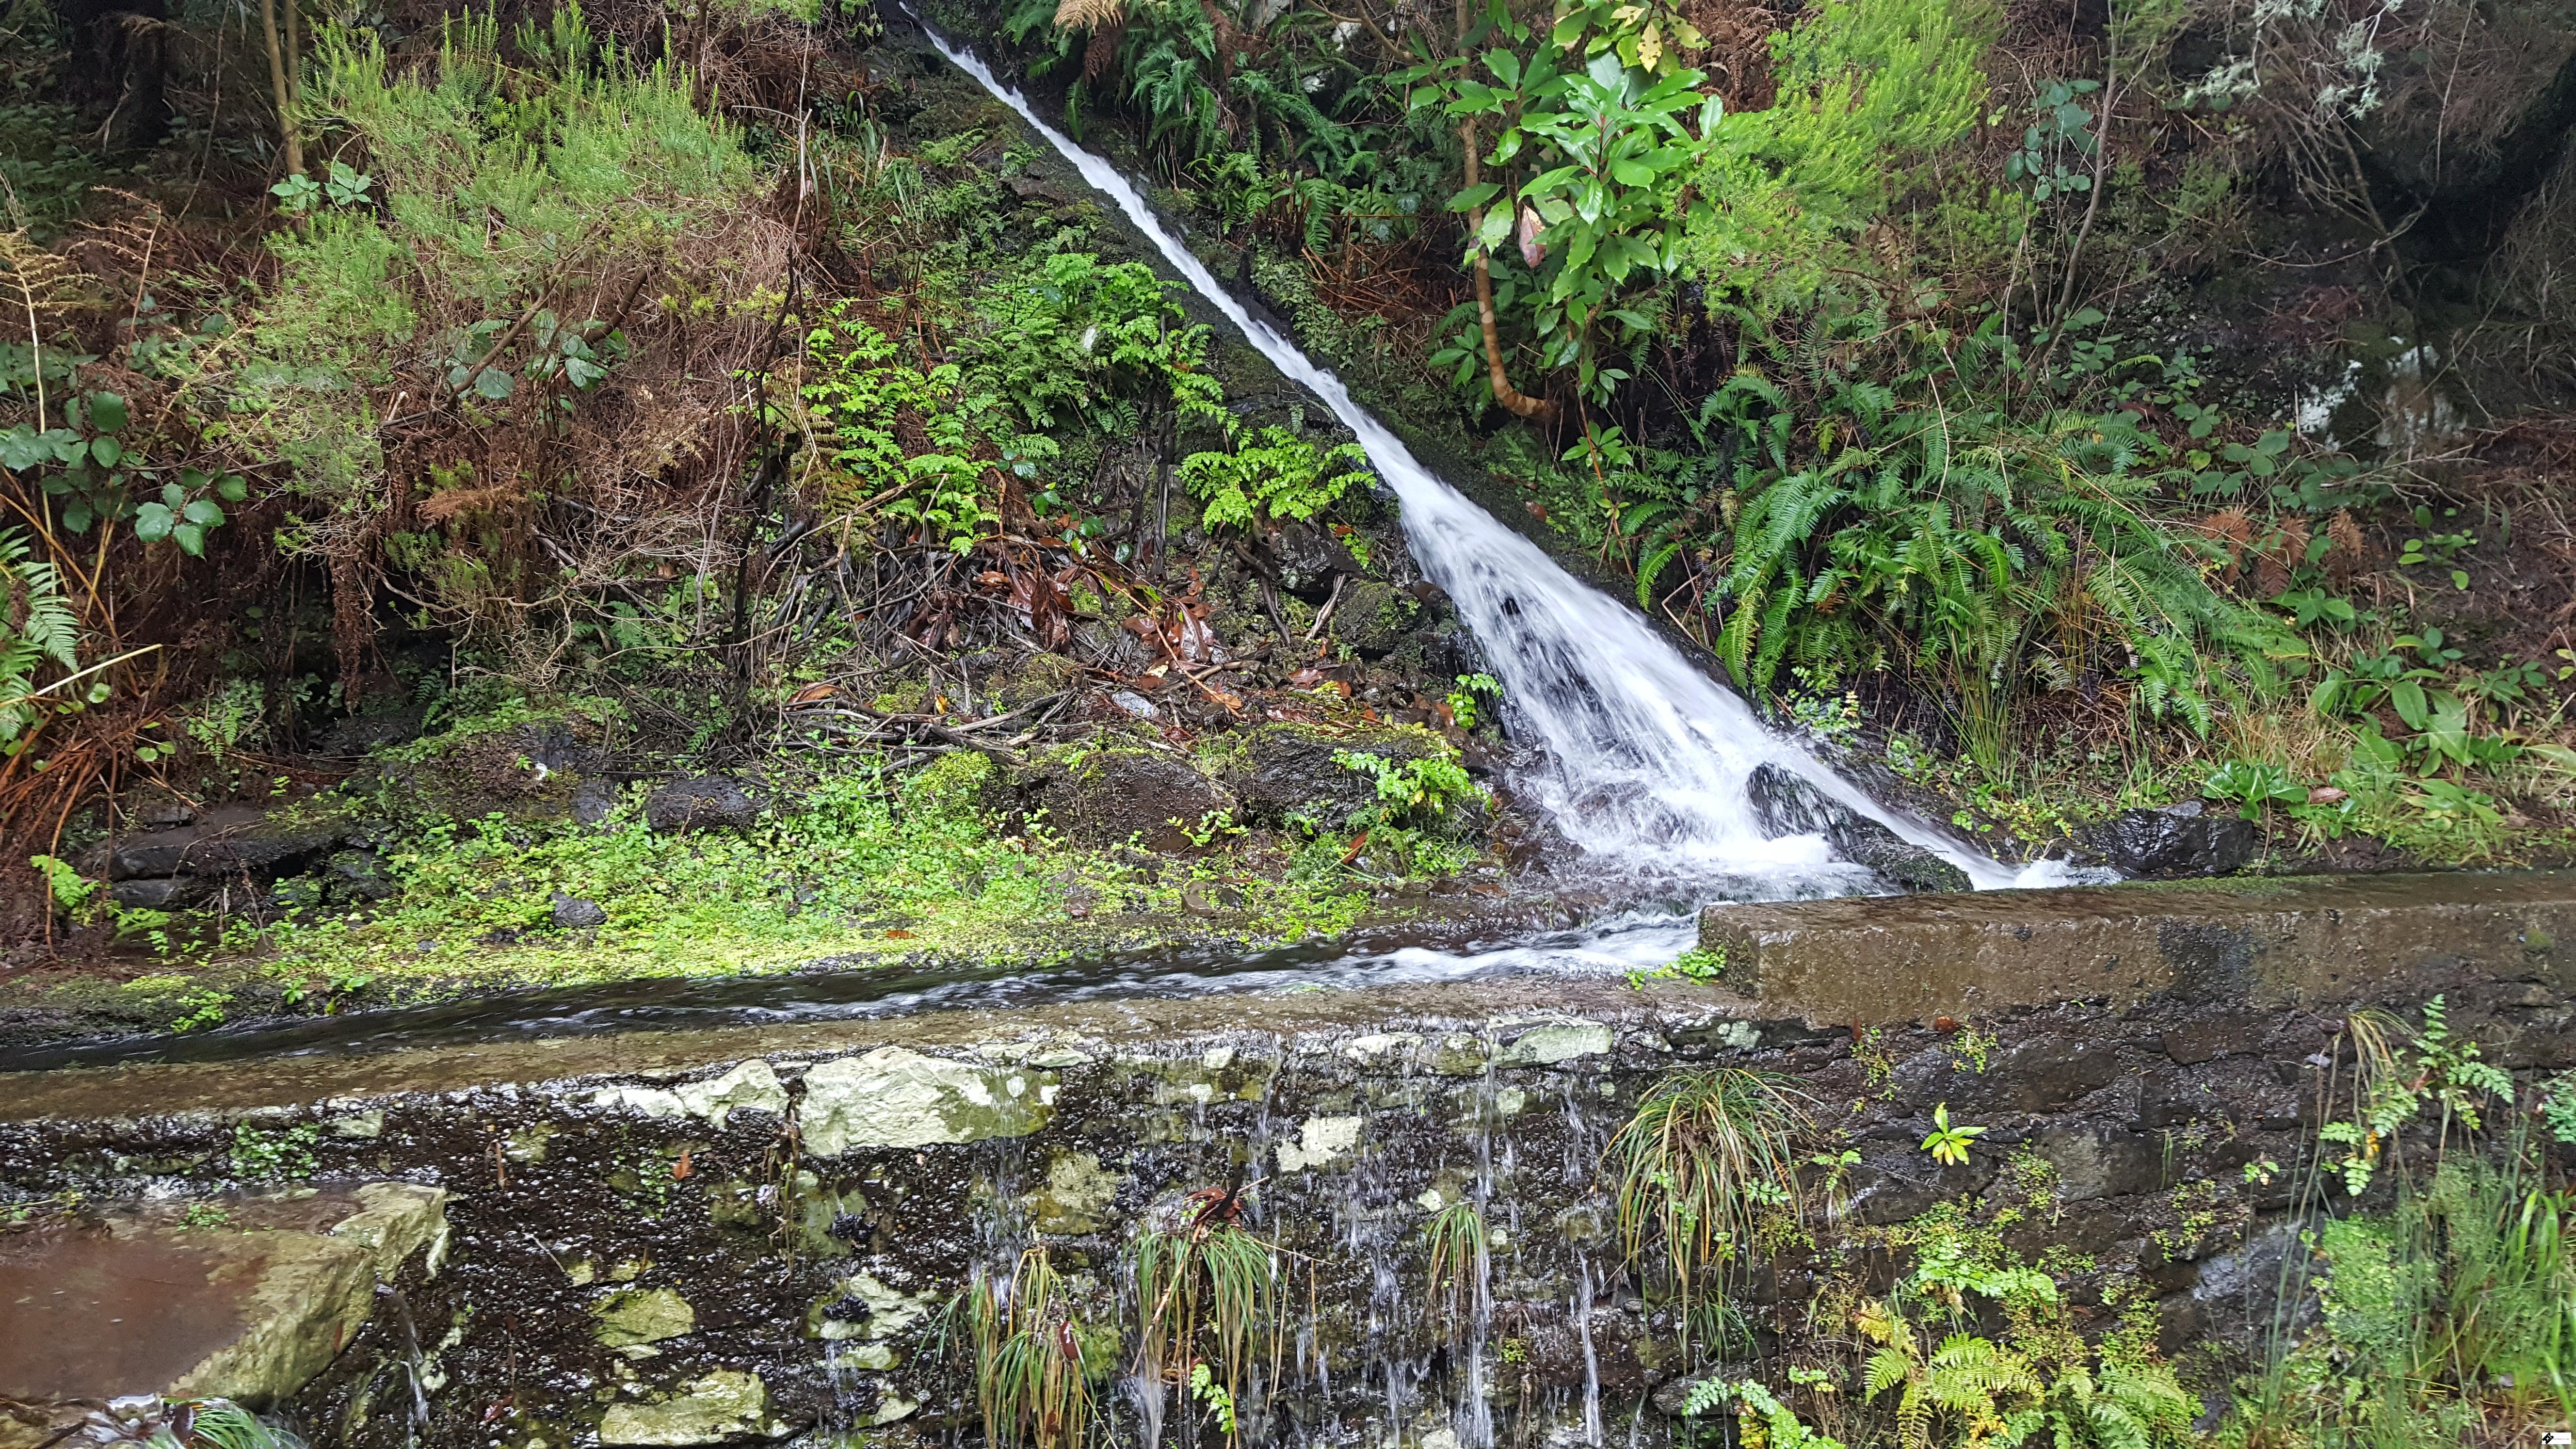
[909,19,2016,895]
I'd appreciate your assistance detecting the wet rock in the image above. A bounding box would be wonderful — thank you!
[1032,748,1230,853]
[1275,1114,1362,1173]
[108,876,212,910]
[552,893,608,929]
[1488,1015,1613,1068]
[1744,763,1969,893]
[328,1182,451,1276]
[673,1060,787,1126]
[812,1272,936,1342]
[590,1084,687,1118]
[1326,579,1414,658]
[1219,720,1445,825]
[0,1184,448,1406]
[597,1370,786,1445]
[131,796,194,829]
[2030,1125,2163,1203]
[1025,1149,1123,1235]
[645,775,760,835]
[595,1287,695,1347]
[798,1047,1054,1155]
[2073,801,2254,878]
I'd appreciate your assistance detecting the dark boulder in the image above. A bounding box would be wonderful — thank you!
[552,893,608,929]
[2073,801,2254,878]
[106,876,213,910]
[571,778,621,827]
[1033,748,1232,853]
[1744,763,1971,894]
[311,705,427,758]
[104,804,347,882]
[645,775,760,835]
[1270,522,1364,603]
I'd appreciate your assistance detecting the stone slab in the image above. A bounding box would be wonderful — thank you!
[0,1184,447,1405]
[1699,870,2576,1024]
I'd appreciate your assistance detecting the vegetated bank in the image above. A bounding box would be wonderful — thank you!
[0,0,2572,1035]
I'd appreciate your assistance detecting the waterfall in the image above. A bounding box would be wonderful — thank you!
[910,20,2014,893]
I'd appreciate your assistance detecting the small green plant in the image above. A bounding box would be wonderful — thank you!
[1186,1361,1238,1437]
[2201,760,2306,822]
[228,1122,319,1181]
[0,528,82,746]
[2317,997,2512,1195]
[1944,1027,1995,1075]
[1857,1295,2040,1447]
[1920,1104,1984,1167]
[1422,1198,1489,1331]
[953,1246,1101,1449]
[2541,1073,2576,1146]
[180,1202,232,1229]
[1445,673,1502,730]
[1607,1068,1811,1362]
[1135,1191,1274,1433]
[170,989,233,1032]
[28,853,94,915]
[1627,945,1725,989]
[1679,1376,1846,1447]
[1333,750,1482,828]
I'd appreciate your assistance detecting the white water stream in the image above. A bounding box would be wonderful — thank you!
[916,22,2020,895]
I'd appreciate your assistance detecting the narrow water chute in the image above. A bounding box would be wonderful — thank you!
[910,19,2012,892]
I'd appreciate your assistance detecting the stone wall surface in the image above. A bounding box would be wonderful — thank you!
[0,876,2569,1447]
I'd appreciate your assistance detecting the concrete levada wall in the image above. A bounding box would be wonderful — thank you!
[1,877,2570,1448]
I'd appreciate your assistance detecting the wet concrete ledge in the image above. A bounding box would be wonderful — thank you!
[1702,869,2576,1024]
[0,976,1763,1122]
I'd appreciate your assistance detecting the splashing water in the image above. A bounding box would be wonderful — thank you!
[911,20,2017,894]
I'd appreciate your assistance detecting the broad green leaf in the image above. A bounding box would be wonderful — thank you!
[87,392,128,433]
[2389,678,2429,729]
[174,523,205,556]
[1476,206,1513,252]
[1446,182,1501,213]
[473,368,516,400]
[182,498,225,527]
[134,501,174,543]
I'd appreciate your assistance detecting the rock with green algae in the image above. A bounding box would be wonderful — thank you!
[593,1287,695,1347]
[596,1370,790,1445]
[1023,1149,1123,1234]
[797,1046,1054,1155]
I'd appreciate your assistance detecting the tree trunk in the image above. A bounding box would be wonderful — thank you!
[1461,120,1556,422]
[258,0,302,178]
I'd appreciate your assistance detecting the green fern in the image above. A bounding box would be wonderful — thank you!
[0,527,80,742]
[1859,1297,2043,1449]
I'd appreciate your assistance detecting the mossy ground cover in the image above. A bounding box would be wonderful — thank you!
[6,741,1474,1036]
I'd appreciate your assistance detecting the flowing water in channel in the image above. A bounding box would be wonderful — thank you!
[913,19,2012,897]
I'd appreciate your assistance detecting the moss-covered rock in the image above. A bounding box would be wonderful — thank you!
[1219,720,1449,825]
[1031,746,1232,851]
